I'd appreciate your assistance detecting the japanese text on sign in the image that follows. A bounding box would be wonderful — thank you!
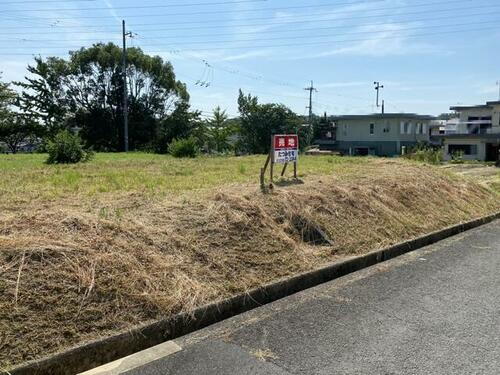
[273,135,299,164]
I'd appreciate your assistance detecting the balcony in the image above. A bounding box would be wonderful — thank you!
[443,120,500,136]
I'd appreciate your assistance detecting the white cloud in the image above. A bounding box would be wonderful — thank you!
[319,81,367,89]
[478,84,500,95]
[101,0,121,22]
[218,50,269,62]
[311,23,441,58]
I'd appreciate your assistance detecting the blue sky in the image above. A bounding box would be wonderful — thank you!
[1,0,499,118]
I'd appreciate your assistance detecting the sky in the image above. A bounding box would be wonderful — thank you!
[0,0,499,118]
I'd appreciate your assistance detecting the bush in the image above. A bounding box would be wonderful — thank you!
[46,131,93,164]
[168,137,199,158]
[450,150,465,164]
[403,145,443,165]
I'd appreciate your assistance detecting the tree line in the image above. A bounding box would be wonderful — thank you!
[0,43,312,156]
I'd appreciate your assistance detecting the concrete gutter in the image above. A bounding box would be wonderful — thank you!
[5,212,500,375]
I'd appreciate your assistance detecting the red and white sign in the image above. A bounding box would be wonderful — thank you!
[273,134,299,164]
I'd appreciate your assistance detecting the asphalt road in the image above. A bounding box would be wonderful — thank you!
[126,220,500,375]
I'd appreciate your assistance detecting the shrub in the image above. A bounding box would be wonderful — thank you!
[403,144,443,165]
[46,130,93,164]
[450,150,465,164]
[168,137,199,158]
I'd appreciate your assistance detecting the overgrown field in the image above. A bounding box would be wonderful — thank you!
[1,153,499,370]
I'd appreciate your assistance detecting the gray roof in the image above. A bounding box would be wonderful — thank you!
[450,104,492,111]
[331,113,435,121]
[450,101,500,111]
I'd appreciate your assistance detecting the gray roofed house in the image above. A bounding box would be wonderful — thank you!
[435,101,500,161]
[320,113,435,157]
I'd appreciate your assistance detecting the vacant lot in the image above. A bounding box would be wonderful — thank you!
[1,153,499,370]
[441,163,500,193]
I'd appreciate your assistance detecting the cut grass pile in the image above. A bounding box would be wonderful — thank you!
[0,154,499,370]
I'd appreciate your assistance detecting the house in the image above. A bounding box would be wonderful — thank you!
[435,101,500,161]
[329,113,435,156]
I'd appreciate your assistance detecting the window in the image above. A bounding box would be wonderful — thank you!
[383,121,390,133]
[448,144,478,155]
[467,116,492,134]
[343,124,348,136]
[369,123,375,135]
[416,123,423,134]
[400,121,412,134]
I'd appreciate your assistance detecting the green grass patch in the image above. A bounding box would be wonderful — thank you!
[0,152,368,202]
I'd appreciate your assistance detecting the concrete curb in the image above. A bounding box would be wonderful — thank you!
[6,212,500,375]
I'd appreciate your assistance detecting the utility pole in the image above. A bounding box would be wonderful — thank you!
[304,80,318,126]
[374,81,384,112]
[497,80,500,101]
[304,81,318,145]
[122,20,133,152]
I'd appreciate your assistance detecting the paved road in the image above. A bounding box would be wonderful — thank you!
[126,220,500,375]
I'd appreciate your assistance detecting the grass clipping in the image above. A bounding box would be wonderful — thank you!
[1,161,499,369]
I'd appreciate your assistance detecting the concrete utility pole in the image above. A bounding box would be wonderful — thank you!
[374,81,384,111]
[496,80,500,101]
[122,20,133,152]
[304,81,318,127]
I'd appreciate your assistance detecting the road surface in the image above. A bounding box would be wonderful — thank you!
[115,220,499,374]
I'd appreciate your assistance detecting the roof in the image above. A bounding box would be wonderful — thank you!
[450,105,492,111]
[450,100,500,111]
[331,113,435,121]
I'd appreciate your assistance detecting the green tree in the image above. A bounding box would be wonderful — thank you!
[154,101,203,154]
[15,57,70,136]
[207,106,235,153]
[237,90,301,154]
[16,43,190,151]
[0,74,16,123]
[0,75,43,153]
[0,116,44,154]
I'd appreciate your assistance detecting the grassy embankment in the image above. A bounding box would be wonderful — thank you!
[1,153,499,370]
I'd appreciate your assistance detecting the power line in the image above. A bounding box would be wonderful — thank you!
[136,19,500,46]
[152,25,500,52]
[5,10,499,41]
[0,24,496,55]
[0,0,471,20]
[0,0,487,31]
[0,0,370,14]
[0,24,497,55]
[0,0,96,3]
[0,0,268,13]
[2,19,498,49]
[121,10,500,39]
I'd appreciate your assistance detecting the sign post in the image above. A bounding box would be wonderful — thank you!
[260,134,299,190]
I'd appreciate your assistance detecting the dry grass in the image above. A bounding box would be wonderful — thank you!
[441,163,500,193]
[0,155,499,369]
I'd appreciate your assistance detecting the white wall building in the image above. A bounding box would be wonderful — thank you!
[436,101,500,161]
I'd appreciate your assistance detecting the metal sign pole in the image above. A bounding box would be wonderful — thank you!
[281,163,288,177]
[270,137,275,183]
